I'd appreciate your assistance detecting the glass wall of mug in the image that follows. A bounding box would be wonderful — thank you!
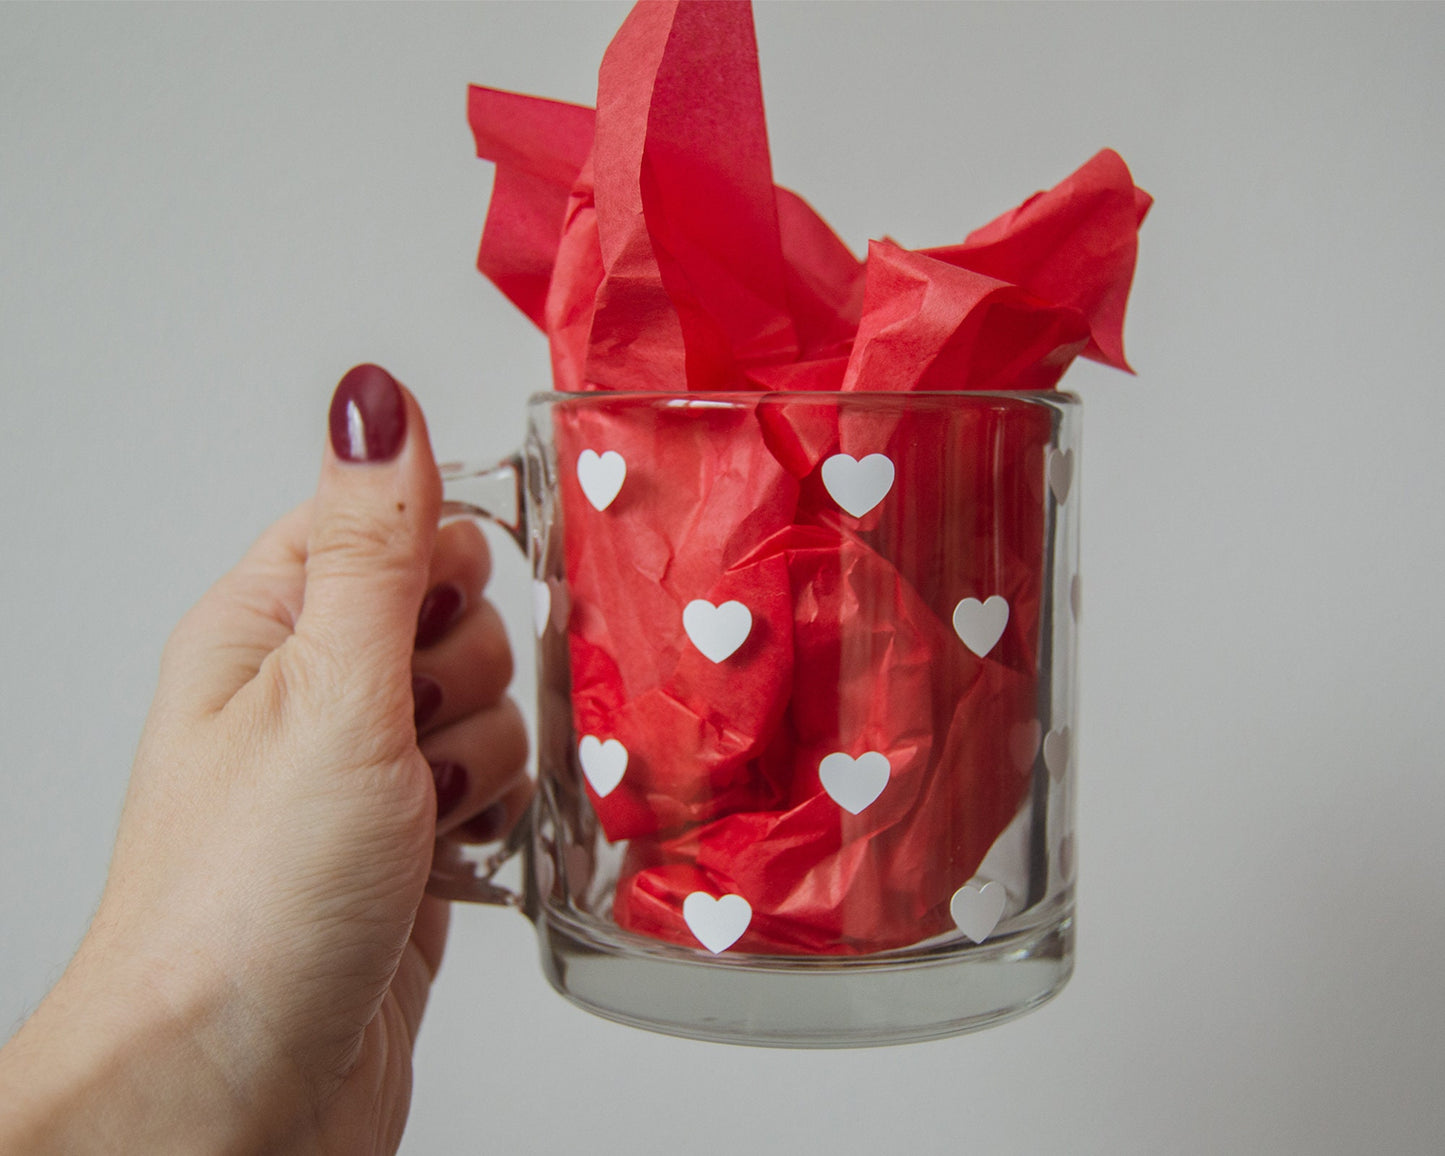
[439,389,1080,1047]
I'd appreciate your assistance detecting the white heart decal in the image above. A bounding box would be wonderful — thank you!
[952,595,1009,658]
[547,578,571,634]
[1048,449,1074,504]
[577,735,628,798]
[950,880,1007,944]
[818,751,890,815]
[821,452,895,518]
[577,449,626,511]
[1009,720,1042,772]
[683,891,752,954]
[1043,727,1071,782]
[682,599,752,663]
[531,580,551,639]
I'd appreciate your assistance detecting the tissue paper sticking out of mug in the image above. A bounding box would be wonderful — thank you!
[469,1,1149,396]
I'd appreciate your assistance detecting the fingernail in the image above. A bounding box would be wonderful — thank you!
[412,674,442,728]
[415,583,464,649]
[460,801,509,843]
[430,761,468,822]
[329,364,406,463]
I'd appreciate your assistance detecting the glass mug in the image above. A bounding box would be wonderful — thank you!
[428,390,1080,1047]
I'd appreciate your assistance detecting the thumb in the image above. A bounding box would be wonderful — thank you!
[294,364,441,697]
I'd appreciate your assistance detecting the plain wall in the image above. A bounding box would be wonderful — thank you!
[3,3,1443,1152]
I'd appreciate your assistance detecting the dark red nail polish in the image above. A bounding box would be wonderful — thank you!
[328,364,406,463]
[415,583,464,649]
[430,761,468,822]
[459,801,508,843]
[412,674,442,728]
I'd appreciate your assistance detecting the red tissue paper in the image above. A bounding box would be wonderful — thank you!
[468,0,1149,954]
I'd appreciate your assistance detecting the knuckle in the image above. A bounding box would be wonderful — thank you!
[158,610,200,676]
[272,634,414,766]
[309,504,414,579]
[476,602,515,691]
[446,600,515,708]
[442,516,492,570]
[495,697,530,774]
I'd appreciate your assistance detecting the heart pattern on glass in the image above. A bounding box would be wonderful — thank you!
[534,848,557,898]
[557,408,1078,960]
[1043,727,1071,782]
[821,452,895,518]
[1047,448,1074,503]
[531,580,551,639]
[952,595,1009,658]
[683,599,752,663]
[578,735,628,798]
[545,578,571,635]
[1009,720,1042,772]
[818,751,890,814]
[683,891,752,954]
[577,449,627,511]
[950,880,1007,944]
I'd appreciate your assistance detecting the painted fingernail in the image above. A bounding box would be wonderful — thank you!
[328,364,406,463]
[412,674,442,728]
[460,801,508,843]
[430,761,468,822]
[415,583,464,649]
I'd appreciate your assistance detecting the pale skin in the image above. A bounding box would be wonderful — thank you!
[0,375,529,1153]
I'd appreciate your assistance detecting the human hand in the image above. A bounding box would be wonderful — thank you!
[0,365,529,1154]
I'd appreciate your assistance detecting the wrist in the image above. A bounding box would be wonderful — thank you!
[0,931,315,1154]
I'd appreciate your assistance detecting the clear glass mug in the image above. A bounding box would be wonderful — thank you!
[428,390,1080,1047]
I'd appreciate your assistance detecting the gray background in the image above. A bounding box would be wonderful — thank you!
[3,3,1443,1152]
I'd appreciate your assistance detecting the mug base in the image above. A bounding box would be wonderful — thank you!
[535,898,1073,1048]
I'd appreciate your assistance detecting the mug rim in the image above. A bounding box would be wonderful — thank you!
[529,389,1080,405]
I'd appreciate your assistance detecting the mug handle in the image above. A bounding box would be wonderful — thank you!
[424,455,533,909]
